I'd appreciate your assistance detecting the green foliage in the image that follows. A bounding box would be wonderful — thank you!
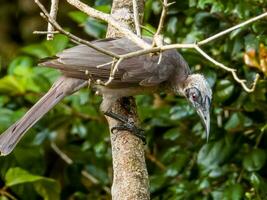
[0,0,267,199]
[5,168,60,200]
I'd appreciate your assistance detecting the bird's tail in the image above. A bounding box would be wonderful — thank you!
[0,76,87,156]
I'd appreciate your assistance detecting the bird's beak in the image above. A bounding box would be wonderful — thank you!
[196,106,210,141]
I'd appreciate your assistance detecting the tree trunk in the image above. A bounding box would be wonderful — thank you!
[105,0,150,199]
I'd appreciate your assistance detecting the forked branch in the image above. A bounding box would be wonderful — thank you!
[65,0,263,92]
[47,0,59,40]
[36,0,265,92]
[35,0,120,59]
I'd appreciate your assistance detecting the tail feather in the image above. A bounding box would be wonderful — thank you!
[0,76,87,156]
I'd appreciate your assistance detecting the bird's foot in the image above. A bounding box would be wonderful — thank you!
[104,111,146,145]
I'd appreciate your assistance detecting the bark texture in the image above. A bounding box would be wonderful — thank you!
[105,0,149,199]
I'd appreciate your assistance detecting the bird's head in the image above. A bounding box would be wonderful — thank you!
[182,74,212,140]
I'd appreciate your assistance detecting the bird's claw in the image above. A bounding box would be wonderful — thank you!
[111,124,146,145]
[104,111,146,145]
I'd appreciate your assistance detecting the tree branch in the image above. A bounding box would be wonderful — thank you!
[34,0,120,59]
[198,12,267,46]
[40,0,264,92]
[194,45,260,92]
[47,0,59,40]
[133,0,141,37]
[66,0,150,49]
[105,0,149,199]
[151,0,168,47]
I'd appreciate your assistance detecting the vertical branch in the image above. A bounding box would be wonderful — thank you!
[133,0,141,36]
[105,0,150,199]
[47,0,59,40]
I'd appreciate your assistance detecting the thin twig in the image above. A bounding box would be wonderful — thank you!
[47,0,59,40]
[37,0,263,91]
[97,59,116,68]
[50,142,111,194]
[33,30,59,34]
[152,0,168,47]
[133,0,141,37]
[145,151,166,171]
[35,0,120,59]
[0,188,18,200]
[198,12,267,46]
[104,58,124,85]
[195,45,260,92]
[66,0,150,49]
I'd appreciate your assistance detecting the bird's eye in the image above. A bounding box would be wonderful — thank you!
[192,93,197,101]
[185,87,202,105]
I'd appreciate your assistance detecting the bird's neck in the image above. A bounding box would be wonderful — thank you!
[169,73,190,97]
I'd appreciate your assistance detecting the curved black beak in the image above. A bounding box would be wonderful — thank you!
[196,96,211,141]
[197,108,210,141]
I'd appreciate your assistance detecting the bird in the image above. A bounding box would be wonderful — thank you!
[0,37,212,156]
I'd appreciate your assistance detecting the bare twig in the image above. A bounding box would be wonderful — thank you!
[33,30,59,34]
[47,0,59,40]
[198,12,267,46]
[152,0,168,47]
[133,0,141,37]
[0,188,17,200]
[145,151,166,171]
[105,57,124,85]
[66,0,150,49]
[50,142,111,194]
[195,45,260,92]
[97,60,116,68]
[37,0,263,91]
[35,0,120,59]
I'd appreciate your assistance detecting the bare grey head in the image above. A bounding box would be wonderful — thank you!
[180,74,212,140]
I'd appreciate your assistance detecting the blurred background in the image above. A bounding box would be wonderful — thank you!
[0,0,267,199]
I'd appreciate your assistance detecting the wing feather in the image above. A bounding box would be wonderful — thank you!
[40,37,190,87]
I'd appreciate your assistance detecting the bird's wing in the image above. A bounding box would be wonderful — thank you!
[40,37,188,87]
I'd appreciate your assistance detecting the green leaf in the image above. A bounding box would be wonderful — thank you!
[0,76,25,94]
[44,34,69,55]
[210,2,224,13]
[94,5,111,13]
[249,172,267,197]
[152,1,162,15]
[68,11,88,24]
[163,128,180,141]
[189,0,197,7]
[84,18,107,38]
[225,112,252,132]
[167,17,178,34]
[34,180,60,200]
[6,167,46,186]
[8,56,34,75]
[215,79,234,103]
[150,175,166,193]
[22,44,50,59]
[197,136,234,173]
[170,104,194,120]
[222,184,244,200]
[244,34,258,52]
[197,0,213,9]
[141,24,156,37]
[165,153,189,177]
[5,168,60,200]
[243,148,266,172]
